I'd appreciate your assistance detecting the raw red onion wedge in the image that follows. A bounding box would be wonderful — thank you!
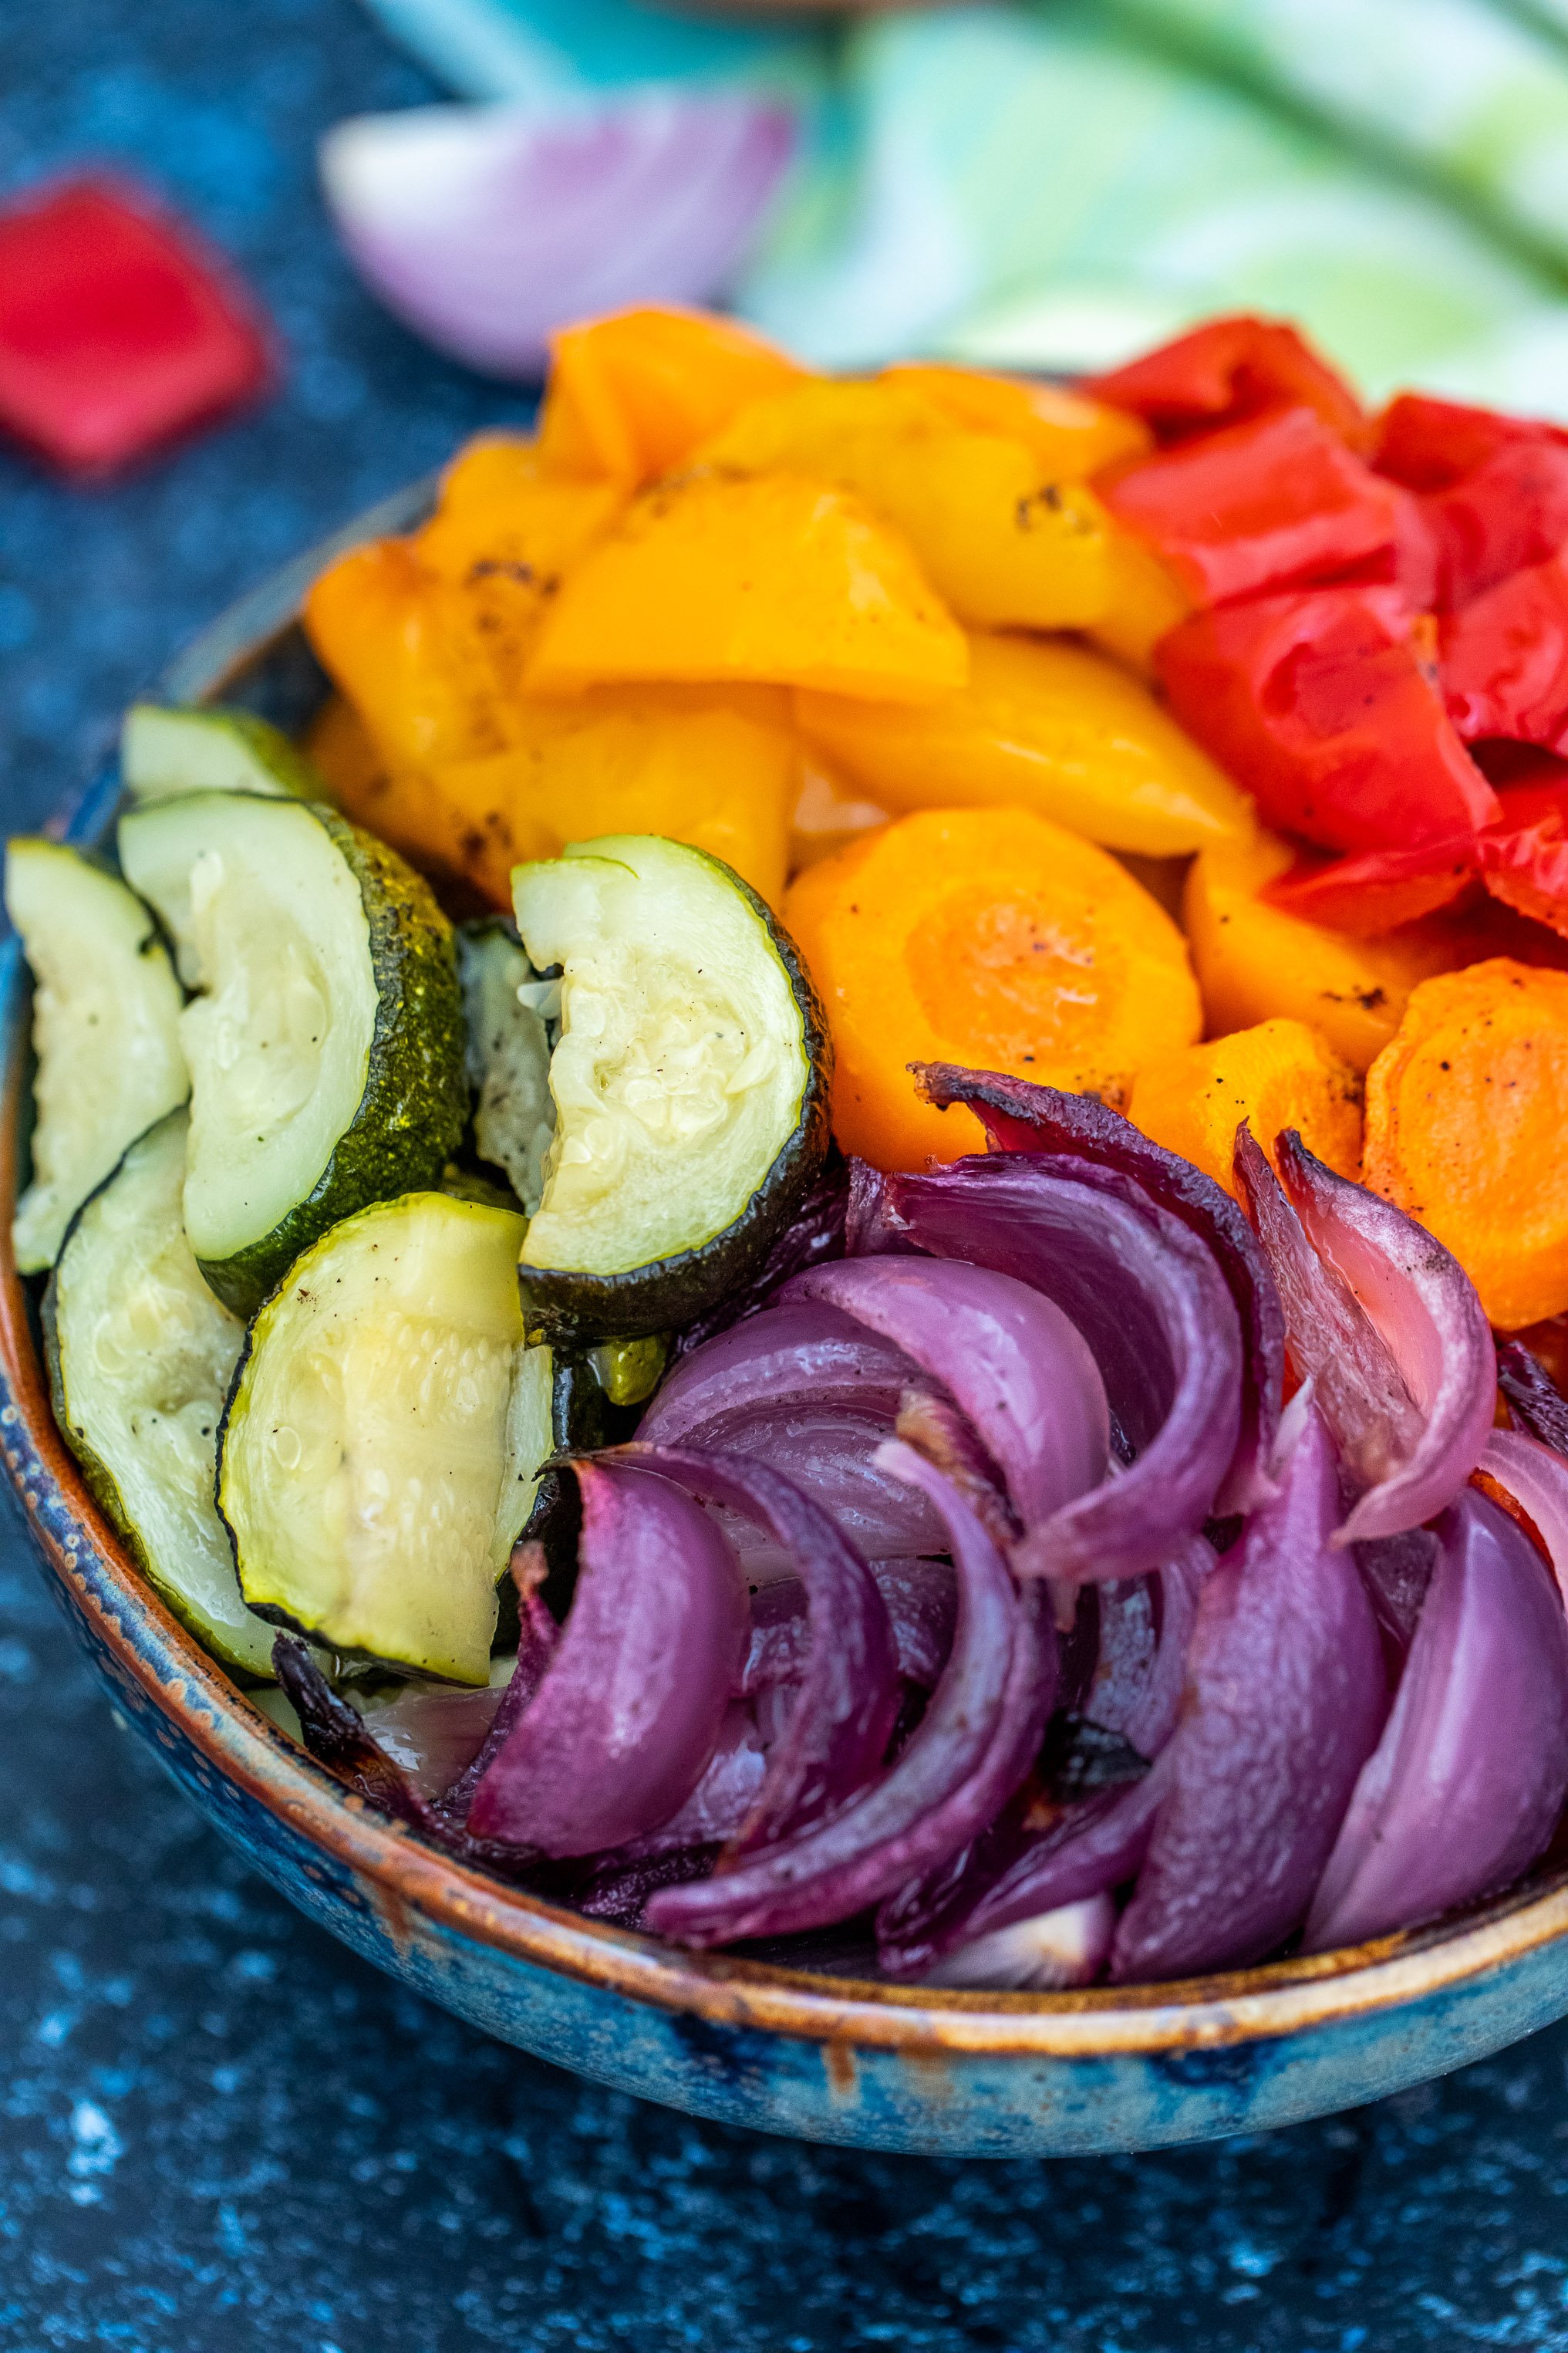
[615,1446,901,1852]
[639,1301,943,1564]
[1243,1128,1496,1544]
[1497,1340,1568,1459]
[1478,1430,1568,1608]
[783,1257,1109,1534]
[916,1066,1285,1513]
[922,1892,1116,1991]
[1304,1487,1568,1953]
[1111,1408,1387,1981]
[320,93,794,376]
[854,1155,1243,1581]
[467,1463,745,1855]
[644,1445,1057,1947]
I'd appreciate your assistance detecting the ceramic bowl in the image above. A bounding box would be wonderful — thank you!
[5,485,1568,2159]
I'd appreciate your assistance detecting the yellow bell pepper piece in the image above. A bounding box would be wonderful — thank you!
[418,434,625,591]
[304,539,518,770]
[1085,529,1195,678]
[309,687,795,910]
[537,306,809,484]
[693,380,1114,633]
[882,363,1152,477]
[788,755,890,876]
[1128,1018,1363,1198]
[1184,830,1477,1073]
[524,473,969,702]
[796,630,1253,858]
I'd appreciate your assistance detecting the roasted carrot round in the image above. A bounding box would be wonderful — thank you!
[1364,957,1568,1328]
[783,807,1201,1170]
[1129,1018,1363,1198]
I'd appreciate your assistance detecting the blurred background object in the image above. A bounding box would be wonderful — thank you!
[350,0,1568,413]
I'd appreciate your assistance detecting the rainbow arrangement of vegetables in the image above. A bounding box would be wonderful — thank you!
[14,304,1568,1993]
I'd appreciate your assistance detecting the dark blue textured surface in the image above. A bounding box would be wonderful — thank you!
[6,2,1568,2345]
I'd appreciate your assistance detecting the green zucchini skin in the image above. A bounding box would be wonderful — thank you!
[516,856,832,1349]
[42,1110,278,1682]
[121,702,327,803]
[197,810,469,1318]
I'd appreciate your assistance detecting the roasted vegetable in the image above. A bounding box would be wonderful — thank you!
[796,630,1253,857]
[7,839,187,1273]
[536,305,808,484]
[117,792,467,1318]
[512,834,830,1342]
[457,919,554,1214]
[1128,1018,1362,1198]
[524,474,968,702]
[692,378,1117,633]
[43,1110,275,1676]
[218,1192,553,1683]
[783,808,1201,1170]
[1364,958,1568,1329]
[882,363,1151,476]
[120,702,324,802]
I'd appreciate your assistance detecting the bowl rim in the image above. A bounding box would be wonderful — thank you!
[9,481,1568,2064]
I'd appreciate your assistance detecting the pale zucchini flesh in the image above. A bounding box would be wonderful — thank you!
[218,1192,553,1684]
[457,920,555,1215]
[121,703,325,805]
[42,1110,277,1678]
[511,834,828,1340]
[119,792,467,1318]
[7,840,187,1274]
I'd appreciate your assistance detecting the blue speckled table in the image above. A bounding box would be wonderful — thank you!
[5,5,1568,2346]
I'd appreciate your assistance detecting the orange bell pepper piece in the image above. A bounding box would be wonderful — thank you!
[536,306,808,484]
[693,379,1115,632]
[524,473,969,701]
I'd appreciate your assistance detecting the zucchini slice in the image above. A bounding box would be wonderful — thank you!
[7,840,187,1274]
[121,703,325,805]
[456,920,555,1215]
[118,792,467,1318]
[512,836,830,1342]
[218,1192,554,1683]
[42,1110,277,1678]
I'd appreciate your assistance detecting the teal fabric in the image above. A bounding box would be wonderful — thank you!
[358,0,1568,412]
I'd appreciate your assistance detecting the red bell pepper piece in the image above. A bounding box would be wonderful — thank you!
[1479,780,1568,940]
[1263,839,1478,937]
[1371,394,1568,610]
[0,175,273,478]
[1098,404,1408,609]
[1156,585,1501,854]
[1440,549,1568,748]
[1085,313,1367,448]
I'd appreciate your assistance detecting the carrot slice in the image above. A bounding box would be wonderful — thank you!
[782,807,1201,1170]
[1364,958,1568,1328]
[524,474,968,702]
[536,306,808,484]
[1129,1018,1363,1198]
[796,629,1253,857]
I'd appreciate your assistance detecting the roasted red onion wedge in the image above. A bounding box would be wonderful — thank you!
[643,1445,1057,1947]
[1111,1405,1387,1981]
[922,1892,1116,1991]
[1237,1127,1496,1544]
[1304,1487,1568,1953]
[1084,1541,1208,1761]
[853,1154,1243,1581]
[915,1066,1285,1512]
[742,1558,957,1696]
[613,1446,901,1852]
[783,1257,1109,1534]
[1479,1430,1568,1607]
[467,1463,746,1856]
[638,1301,944,1563]
[1497,1340,1568,1459]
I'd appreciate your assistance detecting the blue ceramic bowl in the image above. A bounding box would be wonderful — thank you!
[5,490,1568,2159]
